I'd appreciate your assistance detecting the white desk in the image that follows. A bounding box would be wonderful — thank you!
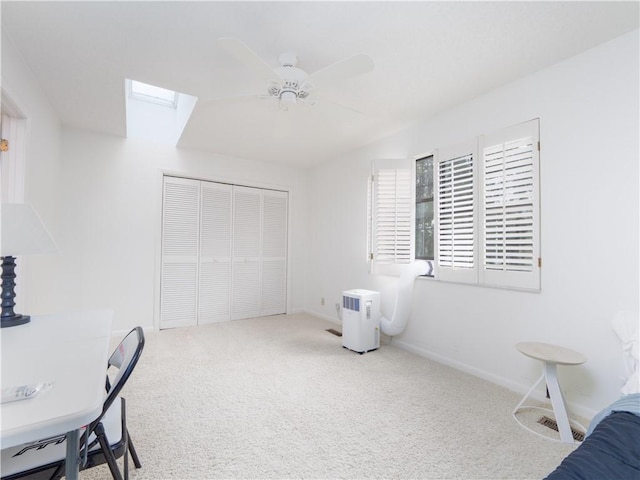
[513,342,586,444]
[1,310,113,480]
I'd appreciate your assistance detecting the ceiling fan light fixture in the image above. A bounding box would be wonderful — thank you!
[279,90,297,111]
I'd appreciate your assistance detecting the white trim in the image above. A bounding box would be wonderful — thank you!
[413,151,435,269]
[301,308,341,327]
[0,91,29,203]
[159,167,293,195]
[111,325,157,337]
[391,337,597,421]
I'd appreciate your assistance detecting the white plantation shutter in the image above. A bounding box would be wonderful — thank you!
[198,182,232,324]
[231,186,262,320]
[371,159,413,276]
[436,141,478,284]
[160,176,200,328]
[480,119,540,290]
[261,191,288,315]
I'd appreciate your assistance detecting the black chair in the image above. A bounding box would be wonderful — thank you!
[1,327,145,480]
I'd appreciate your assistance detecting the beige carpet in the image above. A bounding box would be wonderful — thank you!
[84,313,579,479]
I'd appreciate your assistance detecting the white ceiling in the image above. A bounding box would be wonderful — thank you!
[2,1,638,168]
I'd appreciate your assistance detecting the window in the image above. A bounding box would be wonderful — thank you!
[415,155,434,276]
[125,78,198,146]
[479,120,540,290]
[130,80,178,108]
[435,119,540,290]
[369,119,540,291]
[435,140,478,284]
[369,159,413,276]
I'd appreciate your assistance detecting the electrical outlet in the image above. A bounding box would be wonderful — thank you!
[320,297,325,306]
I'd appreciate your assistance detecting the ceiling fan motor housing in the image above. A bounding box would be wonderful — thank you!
[270,63,313,105]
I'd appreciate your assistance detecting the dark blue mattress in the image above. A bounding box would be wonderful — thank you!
[544,411,640,480]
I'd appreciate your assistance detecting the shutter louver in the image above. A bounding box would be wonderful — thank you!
[162,181,199,257]
[232,187,262,320]
[160,263,198,328]
[261,191,287,316]
[233,188,261,257]
[435,141,478,284]
[160,177,200,328]
[262,260,286,314]
[199,183,232,324]
[262,193,287,258]
[480,119,540,290]
[373,163,412,274]
[483,138,534,272]
[232,261,260,320]
[438,153,475,269]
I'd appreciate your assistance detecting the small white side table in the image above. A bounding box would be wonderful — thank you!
[513,342,587,444]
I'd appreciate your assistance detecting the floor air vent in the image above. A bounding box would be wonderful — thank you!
[326,328,342,337]
[537,416,585,442]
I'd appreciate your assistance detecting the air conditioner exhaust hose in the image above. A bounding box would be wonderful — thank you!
[379,260,429,336]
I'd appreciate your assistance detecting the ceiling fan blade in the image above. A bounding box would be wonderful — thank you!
[217,37,281,83]
[306,54,374,89]
[199,93,273,106]
[312,93,371,117]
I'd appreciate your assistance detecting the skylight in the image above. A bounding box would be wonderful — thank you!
[125,78,198,146]
[130,80,178,108]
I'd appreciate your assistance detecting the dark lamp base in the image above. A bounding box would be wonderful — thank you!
[1,314,31,328]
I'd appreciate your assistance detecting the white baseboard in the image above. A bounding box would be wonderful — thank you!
[391,338,598,421]
[111,325,155,338]
[301,308,342,326]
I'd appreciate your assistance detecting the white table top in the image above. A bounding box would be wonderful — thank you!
[516,341,587,365]
[0,310,113,448]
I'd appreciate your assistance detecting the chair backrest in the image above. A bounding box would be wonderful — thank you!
[99,327,145,423]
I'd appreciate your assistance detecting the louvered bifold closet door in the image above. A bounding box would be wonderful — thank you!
[480,119,540,290]
[160,177,200,329]
[231,186,262,320]
[436,140,478,284]
[261,190,288,316]
[199,182,232,323]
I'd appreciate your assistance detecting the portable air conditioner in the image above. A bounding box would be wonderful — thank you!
[341,289,380,353]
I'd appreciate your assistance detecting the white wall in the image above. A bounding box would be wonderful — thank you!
[47,130,309,332]
[5,18,637,416]
[1,31,63,313]
[305,30,640,416]
[3,30,308,332]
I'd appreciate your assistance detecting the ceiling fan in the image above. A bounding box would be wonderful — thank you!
[214,37,374,112]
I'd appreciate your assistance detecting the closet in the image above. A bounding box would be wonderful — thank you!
[160,176,287,329]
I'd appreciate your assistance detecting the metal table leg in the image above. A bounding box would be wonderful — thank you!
[65,429,80,480]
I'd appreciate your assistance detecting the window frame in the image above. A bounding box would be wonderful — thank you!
[433,119,540,290]
[129,79,178,108]
[414,153,435,277]
[369,119,540,291]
